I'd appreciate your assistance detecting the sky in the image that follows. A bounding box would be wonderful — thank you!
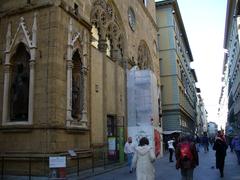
[156,0,228,128]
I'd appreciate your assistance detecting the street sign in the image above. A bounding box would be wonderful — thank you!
[49,156,66,168]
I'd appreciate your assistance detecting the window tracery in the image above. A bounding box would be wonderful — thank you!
[90,0,124,60]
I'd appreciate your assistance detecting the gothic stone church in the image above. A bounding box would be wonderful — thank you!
[0,0,160,175]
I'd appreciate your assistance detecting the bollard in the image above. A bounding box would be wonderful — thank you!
[92,150,94,173]
[29,157,31,180]
[1,157,4,180]
[77,155,79,176]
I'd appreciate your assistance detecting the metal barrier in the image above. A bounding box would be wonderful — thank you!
[0,147,125,179]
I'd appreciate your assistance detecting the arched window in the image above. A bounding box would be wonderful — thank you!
[91,25,99,48]
[106,37,111,57]
[2,15,37,125]
[10,43,30,121]
[72,50,84,120]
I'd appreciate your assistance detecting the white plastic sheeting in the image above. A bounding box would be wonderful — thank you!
[127,67,160,148]
[127,66,159,127]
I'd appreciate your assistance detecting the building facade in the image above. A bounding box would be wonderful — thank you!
[0,0,160,175]
[218,53,229,132]
[156,0,198,136]
[223,0,240,135]
[196,94,208,136]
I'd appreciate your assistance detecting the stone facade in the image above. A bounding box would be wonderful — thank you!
[223,0,240,135]
[156,0,197,136]
[0,0,160,175]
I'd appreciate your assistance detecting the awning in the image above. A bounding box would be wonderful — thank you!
[162,130,181,135]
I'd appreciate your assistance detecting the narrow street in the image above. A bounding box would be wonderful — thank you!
[87,147,240,180]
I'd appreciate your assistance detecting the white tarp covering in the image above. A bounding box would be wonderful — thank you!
[128,126,154,147]
[127,67,159,127]
[127,67,160,149]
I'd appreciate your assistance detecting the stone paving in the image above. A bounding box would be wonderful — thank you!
[3,146,240,180]
[86,146,240,180]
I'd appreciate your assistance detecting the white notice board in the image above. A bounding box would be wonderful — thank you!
[49,156,66,168]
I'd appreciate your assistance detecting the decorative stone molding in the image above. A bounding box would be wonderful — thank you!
[90,0,124,57]
[2,13,37,126]
[66,18,89,129]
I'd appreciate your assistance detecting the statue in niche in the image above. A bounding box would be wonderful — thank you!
[10,63,29,121]
[72,72,81,119]
[72,51,84,120]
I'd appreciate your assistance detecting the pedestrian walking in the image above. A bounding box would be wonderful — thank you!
[175,136,199,180]
[131,137,156,180]
[202,133,209,153]
[168,137,175,162]
[213,130,228,178]
[124,137,135,173]
[195,135,200,152]
[231,134,240,165]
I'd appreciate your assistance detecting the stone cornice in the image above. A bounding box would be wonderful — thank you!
[59,0,92,31]
[0,124,90,132]
[0,0,92,31]
[0,2,54,18]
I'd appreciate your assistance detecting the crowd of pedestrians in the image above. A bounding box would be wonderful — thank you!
[124,130,240,180]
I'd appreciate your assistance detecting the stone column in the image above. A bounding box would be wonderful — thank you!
[98,26,107,53]
[98,39,108,53]
[66,19,73,126]
[28,12,37,125]
[80,30,89,128]
[2,23,11,124]
[2,62,11,124]
[80,60,88,127]
[66,60,73,125]
[28,59,35,124]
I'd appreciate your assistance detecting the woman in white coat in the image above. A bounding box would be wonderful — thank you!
[131,137,156,180]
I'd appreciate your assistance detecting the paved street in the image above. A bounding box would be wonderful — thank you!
[87,146,240,180]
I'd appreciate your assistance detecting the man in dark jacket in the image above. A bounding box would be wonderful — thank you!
[202,133,209,153]
[175,136,199,180]
[213,130,228,178]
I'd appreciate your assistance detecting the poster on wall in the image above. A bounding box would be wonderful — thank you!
[154,129,161,157]
[108,137,116,156]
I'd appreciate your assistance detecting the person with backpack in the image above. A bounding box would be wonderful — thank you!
[213,130,228,178]
[175,136,199,180]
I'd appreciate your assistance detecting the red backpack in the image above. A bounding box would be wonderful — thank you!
[180,142,193,161]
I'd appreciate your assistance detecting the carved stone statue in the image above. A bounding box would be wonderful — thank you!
[72,75,81,119]
[10,63,29,121]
